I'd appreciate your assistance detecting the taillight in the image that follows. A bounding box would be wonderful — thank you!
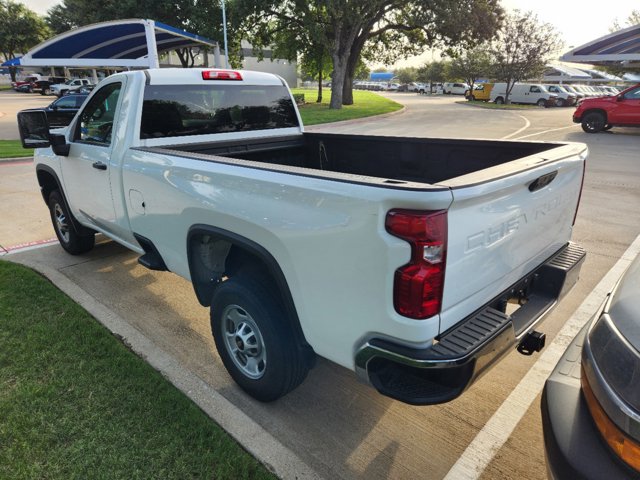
[385,209,447,319]
[201,70,243,81]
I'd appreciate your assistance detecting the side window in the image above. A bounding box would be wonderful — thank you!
[54,97,77,109]
[530,86,540,93]
[74,82,121,146]
[623,87,640,100]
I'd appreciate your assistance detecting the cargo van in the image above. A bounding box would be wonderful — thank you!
[465,83,493,101]
[490,83,557,107]
[443,82,469,95]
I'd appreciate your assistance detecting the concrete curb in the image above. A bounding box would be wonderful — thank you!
[6,253,322,480]
[0,156,33,163]
[305,105,406,130]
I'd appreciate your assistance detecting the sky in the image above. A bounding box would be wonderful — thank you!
[18,0,640,68]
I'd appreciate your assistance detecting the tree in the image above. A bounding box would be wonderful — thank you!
[611,10,640,31]
[394,67,417,84]
[417,60,448,93]
[490,10,562,104]
[299,45,333,103]
[449,46,492,99]
[239,0,503,109]
[0,0,50,81]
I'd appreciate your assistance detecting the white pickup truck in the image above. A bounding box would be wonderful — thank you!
[18,68,587,405]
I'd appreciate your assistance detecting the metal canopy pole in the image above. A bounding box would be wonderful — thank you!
[221,0,229,68]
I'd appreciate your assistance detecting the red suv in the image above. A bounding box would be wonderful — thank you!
[573,83,640,133]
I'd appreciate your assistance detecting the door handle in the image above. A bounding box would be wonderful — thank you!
[92,161,107,170]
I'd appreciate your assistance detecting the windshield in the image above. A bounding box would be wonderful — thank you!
[141,84,299,139]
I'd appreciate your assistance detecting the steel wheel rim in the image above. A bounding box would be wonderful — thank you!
[53,203,70,243]
[221,304,266,379]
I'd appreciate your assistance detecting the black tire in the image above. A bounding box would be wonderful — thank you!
[603,124,613,131]
[211,270,309,402]
[469,95,475,101]
[494,96,504,104]
[581,111,606,133]
[555,98,565,107]
[537,98,547,107]
[48,190,95,255]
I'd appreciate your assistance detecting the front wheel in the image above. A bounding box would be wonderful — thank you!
[211,270,310,402]
[48,190,95,254]
[537,99,547,107]
[494,97,504,104]
[581,111,606,133]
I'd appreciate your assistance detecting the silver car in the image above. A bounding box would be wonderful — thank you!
[543,254,640,479]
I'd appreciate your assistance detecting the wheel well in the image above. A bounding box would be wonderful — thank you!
[36,168,59,204]
[187,226,315,364]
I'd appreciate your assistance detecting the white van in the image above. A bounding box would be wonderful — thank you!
[490,83,557,107]
[443,82,469,95]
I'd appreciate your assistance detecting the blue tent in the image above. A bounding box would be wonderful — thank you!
[1,57,21,66]
[370,72,394,81]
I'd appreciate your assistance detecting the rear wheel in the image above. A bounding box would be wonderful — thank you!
[555,98,565,107]
[537,98,547,107]
[581,111,606,133]
[494,97,504,104]
[48,190,95,254]
[211,269,310,402]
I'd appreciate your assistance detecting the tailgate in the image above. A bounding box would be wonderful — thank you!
[437,143,586,334]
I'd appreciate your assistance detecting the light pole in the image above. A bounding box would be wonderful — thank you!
[221,0,229,68]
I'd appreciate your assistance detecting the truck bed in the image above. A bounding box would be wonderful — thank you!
[153,133,566,186]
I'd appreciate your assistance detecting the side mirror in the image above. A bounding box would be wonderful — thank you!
[17,110,50,148]
[17,110,70,156]
[617,95,624,102]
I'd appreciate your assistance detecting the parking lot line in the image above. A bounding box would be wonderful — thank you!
[443,233,640,480]
[500,114,530,140]
[515,125,578,140]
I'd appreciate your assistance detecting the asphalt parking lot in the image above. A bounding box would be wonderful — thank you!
[2,90,640,479]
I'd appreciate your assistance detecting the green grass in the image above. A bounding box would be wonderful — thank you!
[457,100,544,110]
[291,88,402,125]
[0,85,12,91]
[0,140,32,159]
[0,261,277,480]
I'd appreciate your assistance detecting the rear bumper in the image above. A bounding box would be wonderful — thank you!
[355,242,585,405]
[541,322,639,480]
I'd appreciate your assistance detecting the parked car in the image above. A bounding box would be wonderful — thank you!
[443,82,469,95]
[542,253,640,479]
[464,83,493,102]
[491,83,557,107]
[50,78,92,97]
[573,83,640,133]
[406,82,426,93]
[561,85,586,102]
[12,75,42,92]
[64,84,96,96]
[544,85,577,107]
[33,77,68,95]
[41,94,89,127]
